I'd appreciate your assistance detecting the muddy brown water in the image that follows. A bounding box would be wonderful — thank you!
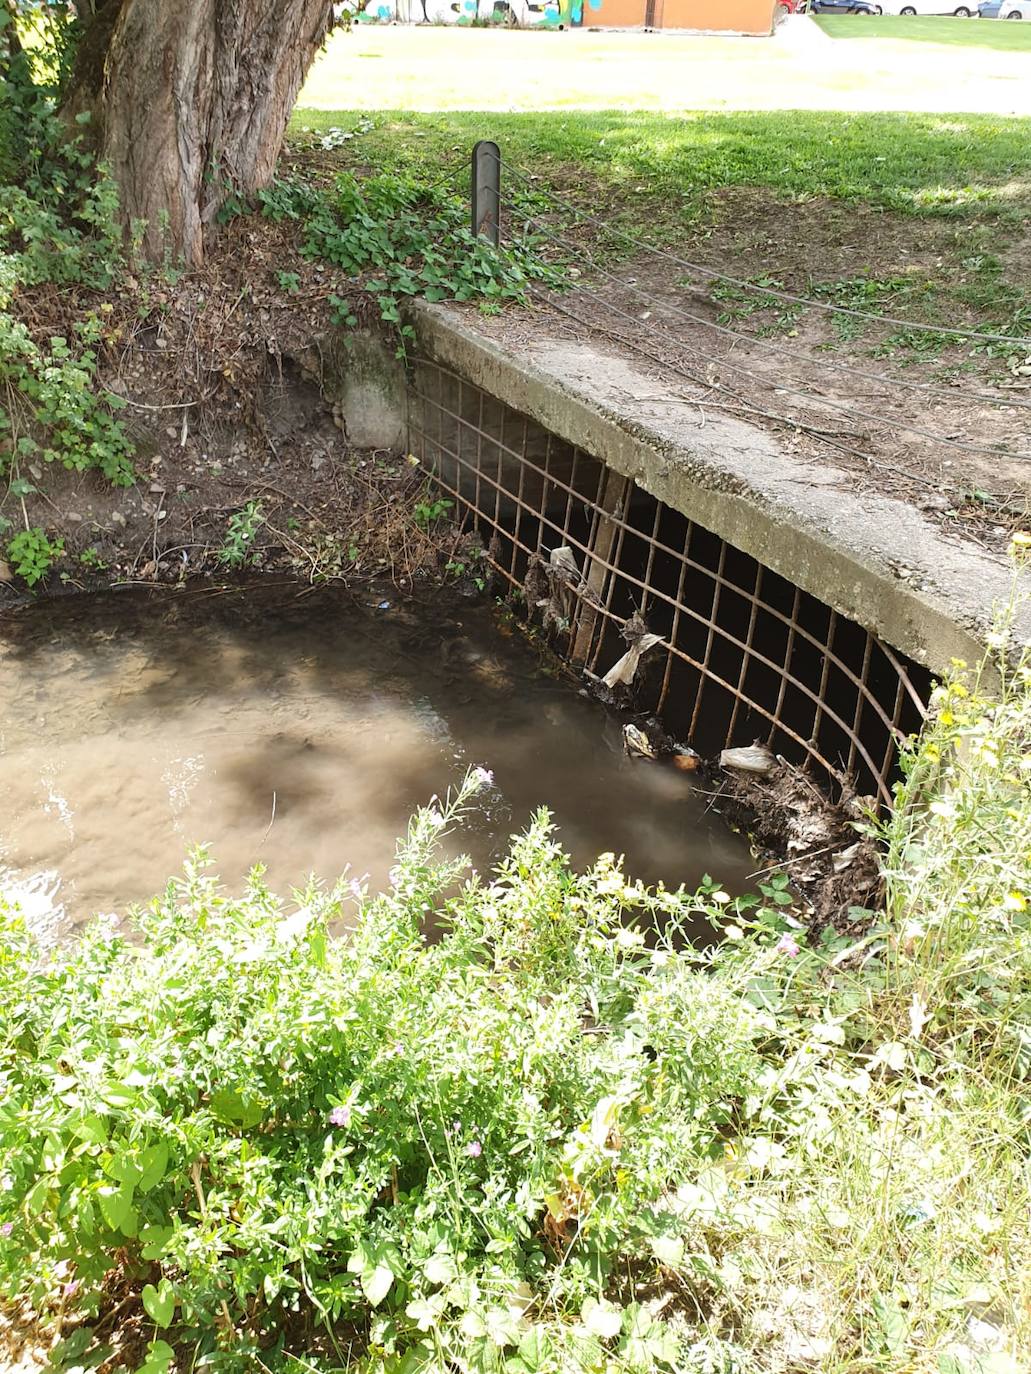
[0,582,753,941]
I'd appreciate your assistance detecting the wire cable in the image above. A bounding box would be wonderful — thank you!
[503,199,1031,414]
[499,157,1031,351]
[499,197,1029,462]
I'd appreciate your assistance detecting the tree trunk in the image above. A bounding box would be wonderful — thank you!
[63,0,333,265]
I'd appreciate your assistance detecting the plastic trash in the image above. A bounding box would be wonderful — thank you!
[719,743,776,774]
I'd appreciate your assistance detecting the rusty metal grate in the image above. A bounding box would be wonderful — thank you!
[408,360,929,807]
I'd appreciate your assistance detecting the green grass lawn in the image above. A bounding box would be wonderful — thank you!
[815,13,1031,51]
[290,108,1031,222]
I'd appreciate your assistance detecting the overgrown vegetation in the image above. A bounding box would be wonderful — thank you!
[0,2,134,573]
[3,562,1031,1372]
[252,171,561,347]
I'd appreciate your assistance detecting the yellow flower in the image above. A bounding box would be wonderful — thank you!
[1003,892,1027,912]
[1010,531,1031,547]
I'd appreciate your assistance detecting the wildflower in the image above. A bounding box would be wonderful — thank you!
[470,766,494,791]
[427,809,445,829]
[64,1280,79,1299]
[328,1104,352,1128]
[775,933,800,957]
[1003,892,1027,912]
[0,1222,11,1237]
[466,1140,482,1158]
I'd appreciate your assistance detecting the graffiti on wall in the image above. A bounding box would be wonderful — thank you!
[347,0,602,25]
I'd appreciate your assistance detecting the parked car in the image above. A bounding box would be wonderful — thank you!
[807,0,881,13]
[881,0,976,12]
[979,0,1026,14]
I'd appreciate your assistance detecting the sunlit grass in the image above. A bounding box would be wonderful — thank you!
[817,13,1031,51]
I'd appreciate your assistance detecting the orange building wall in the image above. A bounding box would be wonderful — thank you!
[587,0,776,32]
[584,0,647,24]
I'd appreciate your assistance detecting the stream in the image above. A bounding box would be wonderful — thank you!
[0,582,753,941]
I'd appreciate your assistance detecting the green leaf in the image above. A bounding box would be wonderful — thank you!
[650,1234,685,1268]
[97,1184,135,1234]
[104,1153,144,1186]
[137,1143,169,1193]
[141,1280,176,1329]
[872,1293,909,1356]
[26,1177,51,1216]
[582,1297,622,1340]
[209,1089,266,1128]
[73,1114,109,1145]
[424,1253,456,1286]
[362,1263,394,1308]
[135,1339,174,1374]
[484,1306,522,1349]
[405,1294,445,1331]
[140,1224,174,1261]
[507,1327,550,1374]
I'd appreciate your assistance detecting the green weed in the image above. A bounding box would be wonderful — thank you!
[254,170,564,338]
[217,500,265,568]
[5,525,63,586]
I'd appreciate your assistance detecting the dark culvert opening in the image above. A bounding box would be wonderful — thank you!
[409,358,932,809]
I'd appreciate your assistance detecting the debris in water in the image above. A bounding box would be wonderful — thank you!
[601,609,664,689]
[720,743,776,775]
[623,723,658,759]
[671,747,700,773]
[602,636,664,688]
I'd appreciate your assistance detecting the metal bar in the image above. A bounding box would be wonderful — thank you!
[572,468,628,665]
[407,368,921,804]
[420,413,894,803]
[726,563,763,746]
[768,584,802,747]
[413,378,911,738]
[414,400,891,782]
[640,502,664,620]
[657,522,693,715]
[846,633,875,779]
[471,140,501,247]
[687,540,727,743]
[812,610,837,753]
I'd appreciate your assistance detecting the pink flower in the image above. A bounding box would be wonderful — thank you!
[328,1105,352,1128]
[775,934,800,957]
[466,1140,482,1158]
[0,1222,12,1237]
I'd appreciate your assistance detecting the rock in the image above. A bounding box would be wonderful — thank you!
[111,511,127,527]
[0,559,13,584]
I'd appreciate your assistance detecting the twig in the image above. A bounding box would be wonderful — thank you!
[260,791,277,847]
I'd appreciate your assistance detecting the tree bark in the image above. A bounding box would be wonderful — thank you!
[63,0,333,265]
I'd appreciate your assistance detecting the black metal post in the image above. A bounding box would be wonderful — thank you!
[471,140,501,248]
